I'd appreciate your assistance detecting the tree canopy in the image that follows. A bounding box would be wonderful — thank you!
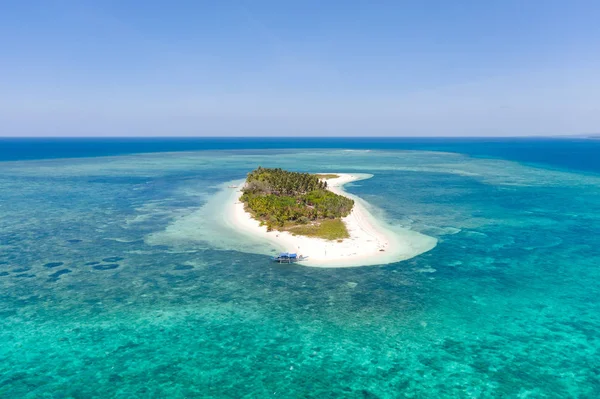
[240,167,354,237]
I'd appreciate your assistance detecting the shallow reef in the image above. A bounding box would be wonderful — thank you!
[1,149,599,398]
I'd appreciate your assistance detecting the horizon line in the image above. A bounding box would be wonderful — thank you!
[0,134,598,139]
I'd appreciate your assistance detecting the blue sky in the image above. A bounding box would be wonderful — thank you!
[1,0,599,137]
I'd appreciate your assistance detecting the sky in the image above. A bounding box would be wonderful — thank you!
[1,0,599,137]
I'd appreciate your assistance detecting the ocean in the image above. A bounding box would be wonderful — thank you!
[1,138,599,398]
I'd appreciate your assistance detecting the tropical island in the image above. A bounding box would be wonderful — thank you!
[240,167,354,240]
[223,168,437,267]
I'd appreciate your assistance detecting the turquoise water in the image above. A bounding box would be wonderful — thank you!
[1,147,599,397]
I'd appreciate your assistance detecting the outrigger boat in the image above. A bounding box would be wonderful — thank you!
[272,252,307,263]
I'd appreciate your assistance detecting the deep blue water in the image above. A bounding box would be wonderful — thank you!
[1,139,599,398]
[2,137,600,174]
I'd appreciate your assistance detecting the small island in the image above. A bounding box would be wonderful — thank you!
[225,169,437,267]
[240,167,353,240]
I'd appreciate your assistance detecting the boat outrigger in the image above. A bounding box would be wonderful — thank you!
[272,252,307,263]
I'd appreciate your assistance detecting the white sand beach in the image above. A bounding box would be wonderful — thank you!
[225,173,436,267]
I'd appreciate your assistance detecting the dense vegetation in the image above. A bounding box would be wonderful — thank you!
[240,167,354,239]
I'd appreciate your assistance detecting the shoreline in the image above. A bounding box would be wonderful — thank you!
[226,173,436,268]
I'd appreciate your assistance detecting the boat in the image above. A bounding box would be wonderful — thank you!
[272,252,307,263]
